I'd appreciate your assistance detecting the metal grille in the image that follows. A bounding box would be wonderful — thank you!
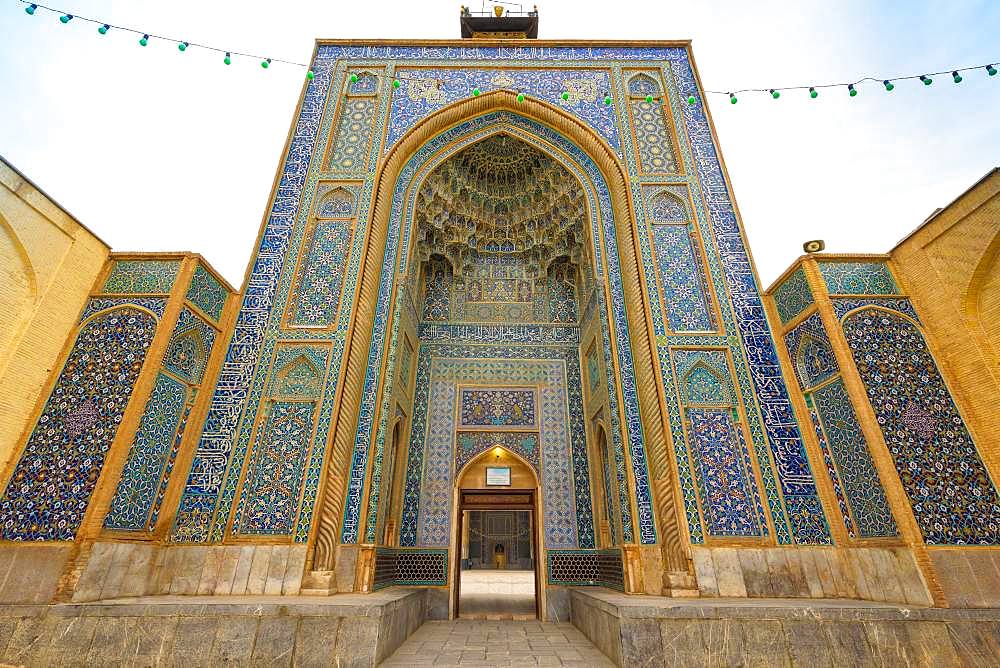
[546,548,624,590]
[373,548,448,589]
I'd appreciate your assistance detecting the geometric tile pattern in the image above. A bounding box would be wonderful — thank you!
[386,68,621,155]
[103,372,189,532]
[102,307,215,535]
[230,345,329,537]
[185,264,228,322]
[102,259,180,294]
[399,347,592,550]
[163,308,217,385]
[772,267,814,324]
[687,408,764,537]
[455,432,540,475]
[811,379,898,539]
[235,401,317,535]
[348,113,643,546]
[669,57,827,545]
[627,73,678,173]
[184,45,820,555]
[818,261,899,295]
[415,358,580,549]
[831,297,919,322]
[460,388,536,428]
[0,307,157,540]
[326,97,376,173]
[784,313,839,390]
[176,57,340,543]
[289,219,353,327]
[843,307,1000,544]
[650,223,714,331]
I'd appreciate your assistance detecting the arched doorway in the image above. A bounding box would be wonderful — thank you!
[453,446,540,619]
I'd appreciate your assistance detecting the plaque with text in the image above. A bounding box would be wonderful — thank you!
[485,467,511,486]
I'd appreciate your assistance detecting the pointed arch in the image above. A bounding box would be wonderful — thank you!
[274,353,323,399]
[313,90,682,573]
[315,186,356,219]
[627,73,661,96]
[682,361,729,405]
[647,190,688,224]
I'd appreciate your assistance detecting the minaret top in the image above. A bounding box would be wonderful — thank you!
[460,4,539,39]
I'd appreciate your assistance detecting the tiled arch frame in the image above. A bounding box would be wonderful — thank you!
[311,91,688,577]
[840,304,1000,545]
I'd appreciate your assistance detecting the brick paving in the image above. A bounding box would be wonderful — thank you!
[380,620,615,667]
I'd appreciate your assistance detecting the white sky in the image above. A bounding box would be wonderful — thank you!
[2,0,997,289]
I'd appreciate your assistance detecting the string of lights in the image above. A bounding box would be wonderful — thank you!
[15,0,999,105]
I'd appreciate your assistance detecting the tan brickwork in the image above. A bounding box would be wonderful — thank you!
[889,169,1000,476]
[0,158,109,473]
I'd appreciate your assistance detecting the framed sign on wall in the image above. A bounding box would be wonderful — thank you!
[485,467,511,486]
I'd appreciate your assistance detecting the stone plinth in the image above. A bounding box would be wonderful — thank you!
[0,587,426,667]
[570,587,1000,666]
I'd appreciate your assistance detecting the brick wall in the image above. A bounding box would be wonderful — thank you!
[0,159,109,473]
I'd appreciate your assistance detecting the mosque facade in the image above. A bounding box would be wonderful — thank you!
[1,24,999,623]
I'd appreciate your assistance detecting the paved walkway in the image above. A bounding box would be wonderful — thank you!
[380,620,615,667]
[459,569,536,619]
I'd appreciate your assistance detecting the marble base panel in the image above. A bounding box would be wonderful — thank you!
[690,545,933,606]
[0,544,73,604]
[930,547,1000,608]
[0,587,426,667]
[570,587,1000,666]
[72,541,309,602]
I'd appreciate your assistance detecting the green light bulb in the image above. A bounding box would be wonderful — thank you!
[645,94,653,103]
[770,89,780,99]
[729,94,737,104]
[224,53,231,65]
[921,75,932,86]
[261,58,271,69]
[809,87,818,99]
[98,24,109,35]
[603,95,612,105]
[516,93,525,103]
[350,73,358,83]
[25,4,36,15]
[139,35,149,46]
[561,91,569,101]
[178,42,188,52]
[393,79,401,88]
[59,14,72,24]
[307,70,315,80]
[473,88,481,96]
[883,80,894,92]
[952,71,963,84]
[988,65,998,76]
[687,95,696,105]
[848,84,857,97]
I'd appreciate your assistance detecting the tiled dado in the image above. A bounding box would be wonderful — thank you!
[689,546,932,606]
[71,542,308,602]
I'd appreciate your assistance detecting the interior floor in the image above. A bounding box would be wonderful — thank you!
[458,570,536,620]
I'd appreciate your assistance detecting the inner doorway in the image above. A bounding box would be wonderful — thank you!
[454,448,540,620]
[459,509,535,619]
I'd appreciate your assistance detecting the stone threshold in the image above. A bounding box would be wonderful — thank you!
[569,588,1000,666]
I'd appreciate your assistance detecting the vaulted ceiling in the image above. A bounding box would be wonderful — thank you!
[414,134,587,279]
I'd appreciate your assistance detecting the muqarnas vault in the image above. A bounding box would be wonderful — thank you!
[1,30,999,620]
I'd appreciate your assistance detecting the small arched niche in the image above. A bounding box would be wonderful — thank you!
[457,446,538,491]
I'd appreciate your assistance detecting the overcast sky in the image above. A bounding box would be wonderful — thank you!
[2,0,997,289]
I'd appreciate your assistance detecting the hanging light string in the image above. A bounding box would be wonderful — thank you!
[17,1,999,101]
[712,65,997,103]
